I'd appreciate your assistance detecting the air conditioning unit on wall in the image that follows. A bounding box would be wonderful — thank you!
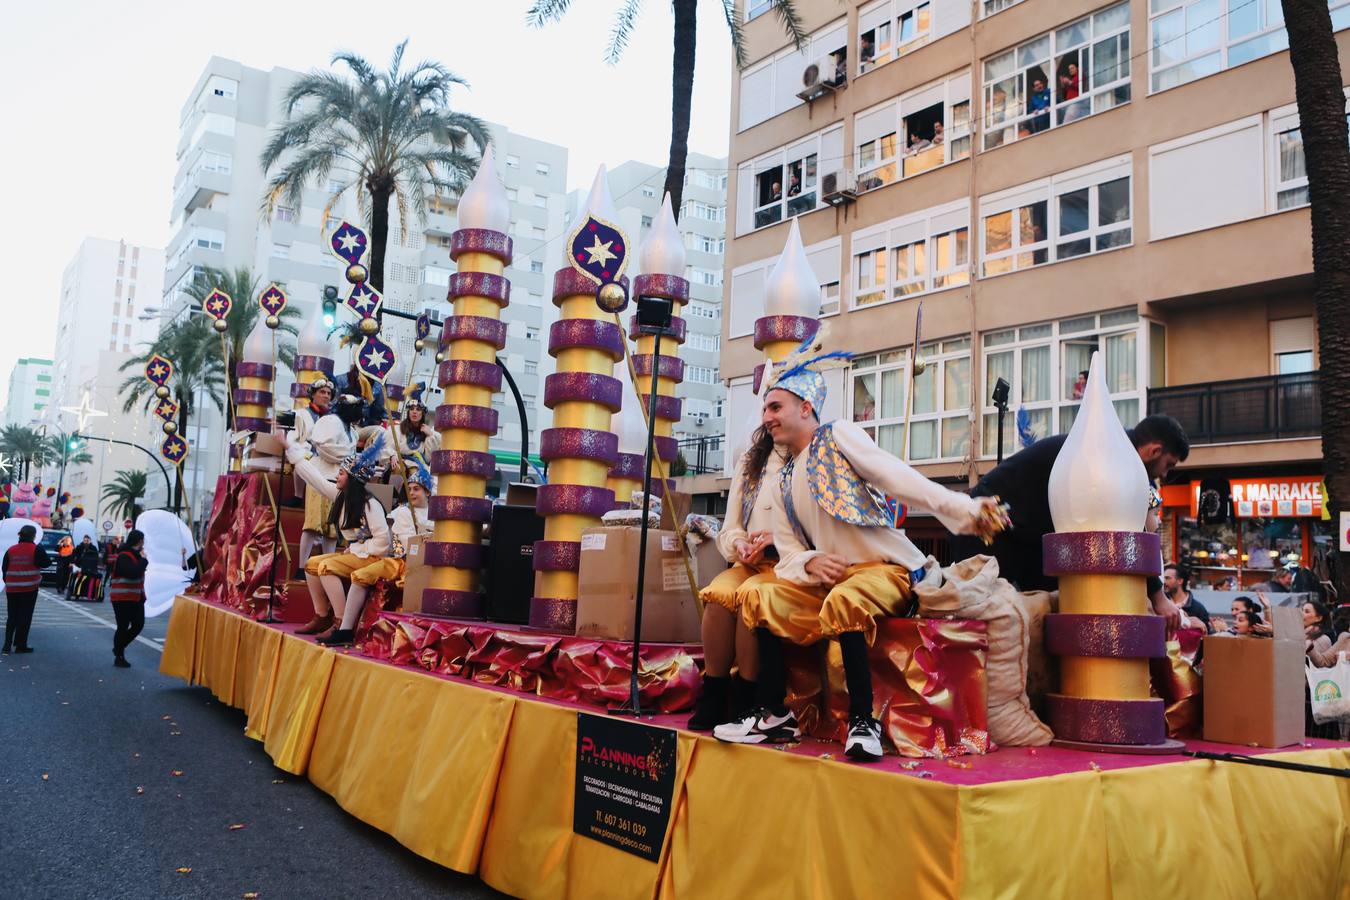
[798,54,846,101]
[821,169,857,206]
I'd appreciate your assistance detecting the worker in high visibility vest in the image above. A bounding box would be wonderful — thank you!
[109,529,149,668]
[4,525,51,654]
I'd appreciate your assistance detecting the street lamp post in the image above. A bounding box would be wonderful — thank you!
[74,433,176,515]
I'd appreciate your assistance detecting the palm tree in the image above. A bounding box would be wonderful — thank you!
[42,433,94,468]
[101,470,147,524]
[1281,0,1350,603]
[118,314,226,511]
[0,425,49,481]
[183,266,302,427]
[527,0,804,214]
[260,40,489,296]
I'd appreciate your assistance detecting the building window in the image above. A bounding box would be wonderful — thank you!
[1276,350,1314,374]
[980,309,1146,457]
[688,303,720,321]
[851,338,972,462]
[1275,113,1350,210]
[524,361,538,375]
[641,215,653,228]
[195,230,225,252]
[642,186,656,198]
[525,327,540,341]
[856,73,972,193]
[536,162,551,176]
[737,19,848,132]
[531,225,546,239]
[983,2,1130,152]
[530,260,544,274]
[983,0,1024,17]
[687,366,720,385]
[746,0,772,20]
[980,157,1131,278]
[275,206,296,223]
[683,201,726,222]
[506,154,520,169]
[741,124,843,233]
[688,332,720,352]
[424,267,451,287]
[271,243,289,259]
[196,150,232,175]
[685,266,722,287]
[859,0,938,75]
[852,200,970,308]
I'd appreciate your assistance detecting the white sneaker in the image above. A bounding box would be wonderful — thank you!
[713,707,801,745]
[845,715,883,762]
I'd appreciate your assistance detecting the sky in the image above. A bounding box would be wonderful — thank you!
[0,0,735,404]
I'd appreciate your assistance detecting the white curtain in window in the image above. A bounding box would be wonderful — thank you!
[1021,345,1051,402]
[1105,331,1137,392]
[1279,129,1306,182]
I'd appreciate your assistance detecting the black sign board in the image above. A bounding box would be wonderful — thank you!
[573,713,678,862]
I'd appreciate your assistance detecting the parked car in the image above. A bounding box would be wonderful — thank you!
[37,528,71,587]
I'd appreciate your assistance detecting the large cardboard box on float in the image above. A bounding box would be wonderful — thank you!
[399,535,433,615]
[575,526,701,643]
[1203,605,1304,748]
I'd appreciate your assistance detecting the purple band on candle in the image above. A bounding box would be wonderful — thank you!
[548,319,624,358]
[637,393,683,422]
[752,363,768,395]
[532,540,581,572]
[429,449,497,478]
[439,359,502,391]
[233,389,272,406]
[385,383,404,401]
[434,404,499,433]
[544,373,622,411]
[629,315,686,344]
[428,495,493,523]
[536,484,614,517]
[234,416,271,432]
[229,444,243,459]
[450,228,513,264]
[290,384,310,399]
[654,436,678,462]
[235,362,275,380]
[442,315,507,350]
[610,452,645,481]
[1042,532,1163,577]
[420,589,485,619]
[294,356,335,375]
[754,315,819,350]
[633,273,690,303]
[632,353,685,381]
[448,271,511,305]
[540,427,619,465]
[1045,614,1167,659]
[1046,694,1167,746]
[424,541,485,569]
[553,268,629,302]
[529,597,577,632]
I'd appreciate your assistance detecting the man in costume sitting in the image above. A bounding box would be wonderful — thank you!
[716,341,1005,761]
[293,389,361,578]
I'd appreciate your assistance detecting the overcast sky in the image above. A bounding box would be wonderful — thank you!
[0,0,734,404]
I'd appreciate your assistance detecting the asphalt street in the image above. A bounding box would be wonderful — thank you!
[2,589,508,899]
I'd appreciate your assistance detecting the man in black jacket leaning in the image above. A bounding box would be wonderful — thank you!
[950,414,1190,596]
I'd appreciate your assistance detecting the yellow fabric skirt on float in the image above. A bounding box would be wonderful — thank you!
[162,594,1350,900]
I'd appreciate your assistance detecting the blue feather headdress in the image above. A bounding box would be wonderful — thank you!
[1016,407,1039,449]
[342,430,389,483]
[762,329,852,412]
[406,452,433,491]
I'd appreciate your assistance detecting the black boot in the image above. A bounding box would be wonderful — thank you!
[687,675,731,731]
[317,628,355,647]
[731,676,758,719]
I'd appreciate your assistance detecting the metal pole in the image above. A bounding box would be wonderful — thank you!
[74,433,173,510]
[626,329,664,717]
[1185,750,1350,779]
[496,357,530,483]
[997,406,1006,465]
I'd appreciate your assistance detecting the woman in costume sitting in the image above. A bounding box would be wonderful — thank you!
[687,421,788,730]
[282,430,393,645]
[396,383,441,464]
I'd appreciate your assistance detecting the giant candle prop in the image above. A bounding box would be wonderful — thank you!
[754,219,821,389]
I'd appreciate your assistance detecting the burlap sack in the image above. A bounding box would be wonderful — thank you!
[915,554,1053,747]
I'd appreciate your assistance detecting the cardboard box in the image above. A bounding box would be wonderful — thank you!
[1202,605,1305,748]
[692,538,728,591]
[575,526,701,643]
[399,535,433,614]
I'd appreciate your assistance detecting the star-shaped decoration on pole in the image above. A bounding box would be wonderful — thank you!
[346,282,382,317]
[144,355,174,386]
[259,284,288,316]
[330,221,369,265]
[154,398,180,423]
[203,289,232,321]
[357,335,397,382]
[0,452,11,477]
[568,215,629,286]
[583,235,618,268]
[60,391,108,431]
[161,434,189,464]
[415,311,431,343]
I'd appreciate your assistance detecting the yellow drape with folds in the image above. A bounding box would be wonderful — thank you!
[163,595,1350,900]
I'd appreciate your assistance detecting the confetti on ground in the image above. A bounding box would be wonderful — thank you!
[162,715,172,721]
[271,779,285,784]
[61,701,69,706]
[133,753,140,759]
[41,773,49,781]
[898,761,922,770]
[1028,748,1039,756]
[1089,762,1102,772]
[171,770,184,777]
[175,867,192,875]
[819,753,833,760]
[945,759,973,769]
[228,823,247,831]
[243,892,260,899]
[170,732,182,737]
[135,786,145,795]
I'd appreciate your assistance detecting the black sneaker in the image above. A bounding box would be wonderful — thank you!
[114,657,131,668]
[15,646,33,654]
[713,707,801,745]
[845,715,883,762]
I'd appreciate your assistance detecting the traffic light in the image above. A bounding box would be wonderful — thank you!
[322,285,339,328]
[67,436,81,452]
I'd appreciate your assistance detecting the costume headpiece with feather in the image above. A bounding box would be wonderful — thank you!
[760,326,852,413]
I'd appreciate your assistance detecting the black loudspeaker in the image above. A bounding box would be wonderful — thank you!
[485,505,545,624]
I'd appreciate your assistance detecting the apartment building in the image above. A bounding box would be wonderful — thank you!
[160,57,571,510]
[4,358,54,428]
[724,0,1345,584]
[603,154,730,474]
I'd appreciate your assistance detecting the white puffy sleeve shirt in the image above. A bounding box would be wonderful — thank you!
[715,449,787,562]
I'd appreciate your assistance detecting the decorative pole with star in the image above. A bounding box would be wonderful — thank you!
[629,194,689,496]
[329,219,397,385]
[202,288,237,469]
[421,150,511,619]
[144,354,190,521]
[530,166,629,633]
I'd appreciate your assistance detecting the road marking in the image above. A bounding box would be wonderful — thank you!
[44,597,163,652]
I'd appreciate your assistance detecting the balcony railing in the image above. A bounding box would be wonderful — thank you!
[675,434,725,475]
[1147,372,1320,445]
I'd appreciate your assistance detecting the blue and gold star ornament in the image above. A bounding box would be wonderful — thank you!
[568,214,631,313]
[144,355,173,387]
[357,334,397,383]
[346,282,382,318]
[161,433,189,464]
[203,289,232,333]
[260,283,288,316]
[414,311,432,351]
[330,220,370,285]
[153,398,179,423]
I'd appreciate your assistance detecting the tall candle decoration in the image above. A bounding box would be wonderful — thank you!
[233,318,274,432]
[290,304,336,409]
[754,219,820,388]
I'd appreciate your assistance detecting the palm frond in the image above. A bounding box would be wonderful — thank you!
[526,0,574,26]
[770,0,807,50]
[606,0,648,64]
[721,0,748,69]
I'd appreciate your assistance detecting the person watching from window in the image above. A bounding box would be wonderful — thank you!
[1028,77,1051,134]
[1071,369,1089,400]
[931,121,945,145]
[787,172,801,197]
[770,181,782,202]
